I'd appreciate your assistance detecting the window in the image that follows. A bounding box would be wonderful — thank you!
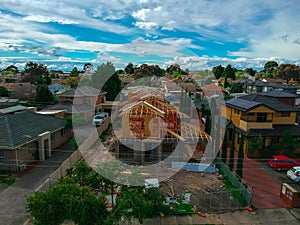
[281,112,290,117]
[257,113,267,122]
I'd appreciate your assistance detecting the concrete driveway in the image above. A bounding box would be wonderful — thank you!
[0,141,74,225]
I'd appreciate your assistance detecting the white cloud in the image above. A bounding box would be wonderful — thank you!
[132,8,151,21]
[134,21,159,30]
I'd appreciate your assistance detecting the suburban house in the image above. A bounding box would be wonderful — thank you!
[0,111,71,172]
[47,86,107,122]
[0,82,35,101]
[114,88,210,164]
[48,83,70,95]
[232,79,297,94]
[223,93,300,157]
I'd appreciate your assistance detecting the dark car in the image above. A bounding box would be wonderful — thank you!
[268,155,300,171]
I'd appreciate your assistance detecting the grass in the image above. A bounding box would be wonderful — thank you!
[0,177,15,193]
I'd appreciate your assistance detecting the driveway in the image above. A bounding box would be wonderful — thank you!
[0,141,74,225]
[243,157,288,209]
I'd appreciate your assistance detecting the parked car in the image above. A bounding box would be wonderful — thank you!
[287,166,300,183]
[268,155,300,171]
[93,114,104,126]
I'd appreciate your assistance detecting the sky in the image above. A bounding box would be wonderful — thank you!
[0,0,300,72]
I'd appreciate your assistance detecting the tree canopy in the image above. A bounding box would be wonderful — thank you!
[22,62,51,85]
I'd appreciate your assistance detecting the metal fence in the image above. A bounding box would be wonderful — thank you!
[214,157,253,207]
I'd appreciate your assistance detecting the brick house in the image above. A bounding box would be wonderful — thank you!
[0,111,71,172]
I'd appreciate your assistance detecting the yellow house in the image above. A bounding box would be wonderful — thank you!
[223,93,300,156]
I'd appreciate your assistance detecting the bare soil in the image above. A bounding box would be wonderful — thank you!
[159,170,241,213]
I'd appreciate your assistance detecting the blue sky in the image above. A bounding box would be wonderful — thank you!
[0,0,299,72]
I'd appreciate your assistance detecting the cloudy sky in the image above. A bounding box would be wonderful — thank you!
[0,0,299,72]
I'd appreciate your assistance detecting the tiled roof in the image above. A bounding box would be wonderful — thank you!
[262,89,299,98]
[226,98,262,111]
[46,101,94,113]
[239,94,299,112]
[0,111,66,149]
[57,86,106,97]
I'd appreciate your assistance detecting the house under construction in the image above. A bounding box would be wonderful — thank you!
[114,88,210,165]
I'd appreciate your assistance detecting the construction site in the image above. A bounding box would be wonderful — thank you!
[111,87,210,166]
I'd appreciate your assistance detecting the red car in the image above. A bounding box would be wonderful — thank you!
[268,155,300,171]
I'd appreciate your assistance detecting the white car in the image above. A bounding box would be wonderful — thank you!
[287,166,300,183]
[93,114,104,126]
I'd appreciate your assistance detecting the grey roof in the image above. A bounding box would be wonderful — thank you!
[0,111,66,149]
[262,89,299,98]
[241,124,300,137]
[56,86,106,97]
[46,101,94,113]
[226,98,262,111]
[239,94,299,112]
[0,105,29,114]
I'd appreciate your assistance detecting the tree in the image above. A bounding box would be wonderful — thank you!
[63,76,80,88]
[27,181,108,225]
[112,186,165,224]
[228,127,236,171]
[124,62,135,74]
[35,85,55,104]
[276,63,300,83]
[23,62,50,84]
[221,129,228,163]
[5,65,19,73]
[223,64,236,80]
[102,72,122,101]
[166,64,182,75]
[0,86,9,97]
[223,73,229,88]
[244,68,256,77]
[70,66,79,77]
[236,134,245,178]
[264,61,278,74]
[212,65,224,79]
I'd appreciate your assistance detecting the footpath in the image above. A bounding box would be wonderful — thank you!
[0,141,74,225]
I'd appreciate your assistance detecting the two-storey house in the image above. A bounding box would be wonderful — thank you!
[224,93,300,156]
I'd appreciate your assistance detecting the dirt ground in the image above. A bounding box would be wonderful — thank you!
[159,170,241,213]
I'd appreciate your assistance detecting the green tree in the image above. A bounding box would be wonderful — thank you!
[264,61,278,74]
[228,127,236,171]
[70,66,79,77]
[124,62,135,74]
[212,65,224,79]
[244,68,256,77]
[223,64,236,80]
[0,86,9,97]
[35,85,55,104]
[27,181,108,225]
[23,62,50,84]
[236,134,245,178]
[5,65,19,73]
[112,186,165,224]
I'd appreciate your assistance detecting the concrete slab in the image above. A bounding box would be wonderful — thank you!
[175,215,193,224]
[190,213,222,224]
[160,215,177,225]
